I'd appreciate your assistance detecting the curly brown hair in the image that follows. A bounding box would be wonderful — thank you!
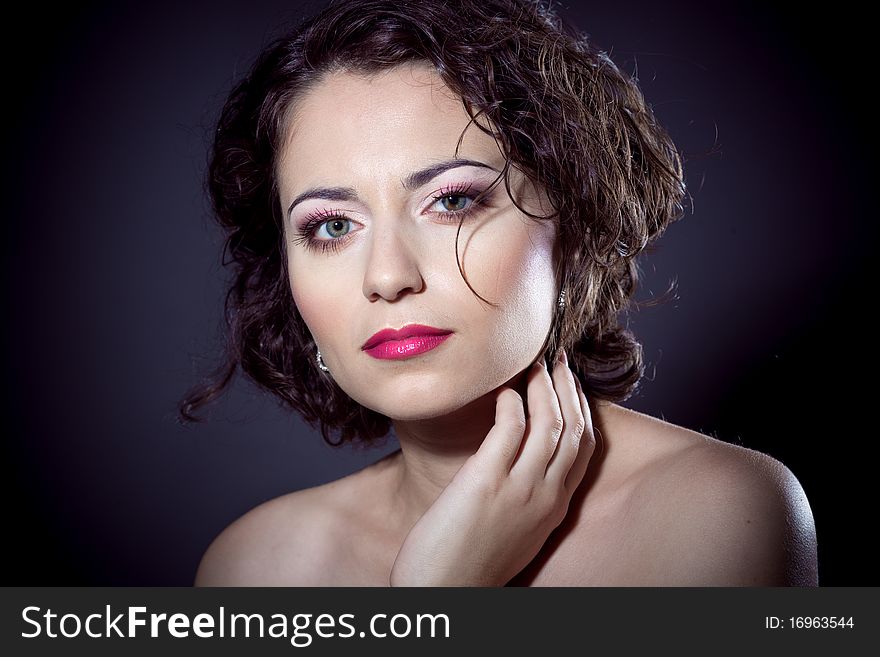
[177,0,688,448]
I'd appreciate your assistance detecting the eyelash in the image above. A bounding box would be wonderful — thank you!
[291,182,487,255]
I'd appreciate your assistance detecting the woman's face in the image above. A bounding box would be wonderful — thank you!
[277,62,559,421]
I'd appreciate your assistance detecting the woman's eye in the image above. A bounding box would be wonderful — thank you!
[295,187,487,255]
[432,193,472,214]
[316,217,353,239]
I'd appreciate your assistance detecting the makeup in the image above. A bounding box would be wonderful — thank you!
[362,324,454,360]
[363,333,453,360]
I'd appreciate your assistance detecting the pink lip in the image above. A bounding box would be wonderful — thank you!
[364,333,453,360]
[362,323,454,360]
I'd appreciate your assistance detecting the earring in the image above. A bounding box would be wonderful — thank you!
[316,349,330,372]
[557,289,566,311]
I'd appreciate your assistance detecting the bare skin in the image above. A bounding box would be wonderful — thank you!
[194,396,819,586]
[194,62,818,587]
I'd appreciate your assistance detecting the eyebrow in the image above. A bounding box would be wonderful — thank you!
[286,158,498,217]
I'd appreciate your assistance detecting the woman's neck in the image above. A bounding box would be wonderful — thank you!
[387,366,533,536]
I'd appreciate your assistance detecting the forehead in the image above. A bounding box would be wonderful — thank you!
[277,62,502,176]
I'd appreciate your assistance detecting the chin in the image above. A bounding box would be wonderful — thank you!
[376,382,506,424]
[347,379,465,421]
[370,396,464,422]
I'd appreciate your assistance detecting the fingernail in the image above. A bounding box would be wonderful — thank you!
[559,349,568,365]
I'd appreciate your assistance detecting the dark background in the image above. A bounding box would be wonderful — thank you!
[3,0,875,585]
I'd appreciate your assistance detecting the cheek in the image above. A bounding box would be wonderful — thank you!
[476,218,557,306]
[466,216,558,356]
[287,261,340,345]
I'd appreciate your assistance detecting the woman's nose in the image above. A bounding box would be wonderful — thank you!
[361,222,425,302]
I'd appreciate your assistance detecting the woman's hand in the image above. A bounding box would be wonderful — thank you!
[388,350,597,586]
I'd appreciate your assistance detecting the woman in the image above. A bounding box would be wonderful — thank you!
[184,0,818,586]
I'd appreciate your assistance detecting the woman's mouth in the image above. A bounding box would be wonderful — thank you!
[363,333,453,360]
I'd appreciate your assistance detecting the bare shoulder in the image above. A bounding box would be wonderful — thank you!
[606,404,819,586]
[194,451,399,586]
[194,481,344,587]
[193,486,332,586]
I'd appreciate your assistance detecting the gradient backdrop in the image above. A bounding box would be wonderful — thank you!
[3,0,875,585]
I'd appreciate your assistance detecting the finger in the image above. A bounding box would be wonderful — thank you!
[473,385,527,476]
[563,375,597,492]
[545,350,587,483]
[510,358,563,480]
